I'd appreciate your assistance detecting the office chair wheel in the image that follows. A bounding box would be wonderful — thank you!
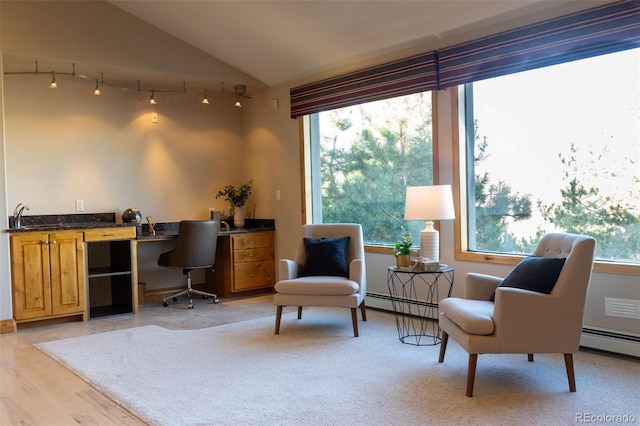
[188,302,194,309]
[202,295,208,299]
[173,297,178,301]
[213,298,220,304]
[163,301,169,307]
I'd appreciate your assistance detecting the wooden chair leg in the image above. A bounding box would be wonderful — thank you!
[438,330,449,362]
[564,353,576,392]
[351,307,359,337]
[466,354,478,397]
[275,305,283,334]
[297,306,303,319]
[360,302,367,321]
[528,354,534,362]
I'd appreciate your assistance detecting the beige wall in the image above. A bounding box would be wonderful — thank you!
[0,1,637,355]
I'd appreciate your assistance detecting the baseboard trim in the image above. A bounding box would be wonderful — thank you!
[0,318,17,334]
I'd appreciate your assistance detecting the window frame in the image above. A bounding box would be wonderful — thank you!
[451,88,639,276]
[299,91,441,253]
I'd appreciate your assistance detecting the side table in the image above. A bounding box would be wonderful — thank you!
[387,266,454,345]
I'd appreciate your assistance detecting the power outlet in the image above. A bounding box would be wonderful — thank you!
[75,199,85,212]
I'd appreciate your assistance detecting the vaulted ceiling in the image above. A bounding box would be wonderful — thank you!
[108,0,581,87]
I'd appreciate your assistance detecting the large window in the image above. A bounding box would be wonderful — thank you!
[305,92,433,245]
[461,48,640,264]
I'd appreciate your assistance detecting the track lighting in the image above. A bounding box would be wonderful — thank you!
[5,62,252,107]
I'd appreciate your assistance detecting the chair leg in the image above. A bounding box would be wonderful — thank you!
[466,354,478,397]
[438,330,449,362]
[360,302,367,321]
[297,306,303,319]
[275,306,283,335]
[350,307,359,337]
[564,353,576,392]
[528,354,534,362]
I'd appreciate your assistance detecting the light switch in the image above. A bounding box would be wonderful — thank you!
[75,199,84,212]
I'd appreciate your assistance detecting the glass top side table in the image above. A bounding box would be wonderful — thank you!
[387,266,454,346]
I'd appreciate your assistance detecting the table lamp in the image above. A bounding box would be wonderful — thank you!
[404,185,455,262]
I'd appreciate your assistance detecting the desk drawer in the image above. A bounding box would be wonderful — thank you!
[234,247,272,263]
[233,262,274,291]
[232,232,273,250]
[84,227,135,242]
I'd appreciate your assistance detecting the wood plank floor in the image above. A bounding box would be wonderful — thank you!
[1,334,145,425]
[1,294,276,425]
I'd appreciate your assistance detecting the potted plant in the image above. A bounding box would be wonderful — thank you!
[394,234,413,268]
[216,180,253,227]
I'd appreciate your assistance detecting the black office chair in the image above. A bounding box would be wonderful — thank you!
[158,220,220,309]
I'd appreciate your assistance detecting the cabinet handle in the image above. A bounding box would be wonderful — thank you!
[102,233,117,237]
[247,241,256,244]
[50,240,57,245]
[43,240,49,245]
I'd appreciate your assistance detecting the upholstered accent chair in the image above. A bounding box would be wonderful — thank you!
[274,223,367,337]
[438,233,596,397]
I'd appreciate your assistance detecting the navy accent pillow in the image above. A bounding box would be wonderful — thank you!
[491,256,566,302]
[301,236,350,277]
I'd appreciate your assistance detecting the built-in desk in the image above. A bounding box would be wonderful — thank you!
[136,219,276,299]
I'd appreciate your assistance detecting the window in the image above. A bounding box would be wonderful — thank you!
[460,48,640,264]
[304,92,434,245]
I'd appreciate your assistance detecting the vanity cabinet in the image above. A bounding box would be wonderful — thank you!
[10,231,86,321]
[207,230,275,297]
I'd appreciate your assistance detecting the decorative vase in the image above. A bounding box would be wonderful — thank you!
[233,205,245,228]
[396,254,410,268]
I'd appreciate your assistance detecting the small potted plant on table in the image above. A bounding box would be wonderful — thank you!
[394,234,413,268]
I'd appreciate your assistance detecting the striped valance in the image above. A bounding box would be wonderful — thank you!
[290,52,438,119]
[438,0,640,89]
[290,0,640,118]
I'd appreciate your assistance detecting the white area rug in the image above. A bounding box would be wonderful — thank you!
[38,309,639,426]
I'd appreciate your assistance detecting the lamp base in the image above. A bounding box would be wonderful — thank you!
[419,221,439,262]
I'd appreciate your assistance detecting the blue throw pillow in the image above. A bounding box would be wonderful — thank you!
[491,255,566,301]
[301,236,350,277]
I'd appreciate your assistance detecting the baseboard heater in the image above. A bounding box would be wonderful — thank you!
[365,292,640,358]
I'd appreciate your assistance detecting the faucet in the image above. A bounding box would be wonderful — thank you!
[14,203,30,229]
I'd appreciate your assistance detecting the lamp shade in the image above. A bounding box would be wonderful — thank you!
[404,185,455,221]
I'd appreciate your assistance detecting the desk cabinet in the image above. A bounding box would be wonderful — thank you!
[10,231,86,322]
[207,230,275,297]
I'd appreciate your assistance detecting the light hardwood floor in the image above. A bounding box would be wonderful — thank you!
[1,294,276,426]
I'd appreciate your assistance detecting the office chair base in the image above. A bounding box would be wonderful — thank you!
[162,288,220,308]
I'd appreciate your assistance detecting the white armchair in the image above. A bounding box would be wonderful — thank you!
[438,233,596,396]
[274,223,367,336]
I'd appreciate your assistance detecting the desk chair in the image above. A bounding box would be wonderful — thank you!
[158,220,220,309]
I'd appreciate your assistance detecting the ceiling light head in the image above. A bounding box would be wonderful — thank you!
[234,98,242,108]
[202,90,210,105]
[49,71,57,89]
[149,90,157,105]
[93,79,101,96]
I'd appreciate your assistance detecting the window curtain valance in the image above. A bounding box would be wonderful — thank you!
[438,0,640,89]
[290,0,639,118]
[290,52,438,118]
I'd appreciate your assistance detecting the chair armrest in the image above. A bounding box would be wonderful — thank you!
[349,258,366,293]
[464,273,503,300]
[279,259,301,280]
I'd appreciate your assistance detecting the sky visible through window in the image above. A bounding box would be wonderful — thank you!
[472,49,640,238]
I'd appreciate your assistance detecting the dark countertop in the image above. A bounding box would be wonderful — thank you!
[6,213,275,238]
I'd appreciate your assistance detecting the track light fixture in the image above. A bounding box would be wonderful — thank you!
[49,71,57,88]
[4,61,252,107]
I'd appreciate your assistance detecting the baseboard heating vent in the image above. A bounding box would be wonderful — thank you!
[581,327,640,358]
[605,298,640,320]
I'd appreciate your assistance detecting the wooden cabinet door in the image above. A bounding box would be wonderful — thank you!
[49,231,86,316]
[11,233,52,320]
